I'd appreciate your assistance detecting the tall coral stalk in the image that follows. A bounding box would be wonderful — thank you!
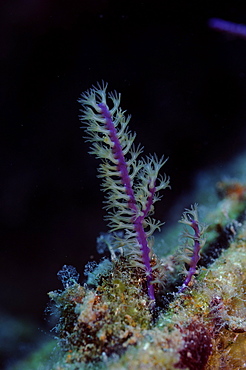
[79,83,169,301]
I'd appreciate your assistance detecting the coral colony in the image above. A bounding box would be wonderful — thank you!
[46,84,246,369]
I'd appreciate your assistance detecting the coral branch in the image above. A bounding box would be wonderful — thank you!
[98,102,138,214]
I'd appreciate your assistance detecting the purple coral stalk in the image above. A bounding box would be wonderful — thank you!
[98,102,155,299]
[178,204,206,293]
[79,83,169,301]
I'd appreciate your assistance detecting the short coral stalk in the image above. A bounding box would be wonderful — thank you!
[178,205,206,293]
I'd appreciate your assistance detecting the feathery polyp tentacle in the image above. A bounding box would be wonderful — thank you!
[79,83,169,301]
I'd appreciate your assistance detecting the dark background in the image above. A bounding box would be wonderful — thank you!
[1,0,246,336]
